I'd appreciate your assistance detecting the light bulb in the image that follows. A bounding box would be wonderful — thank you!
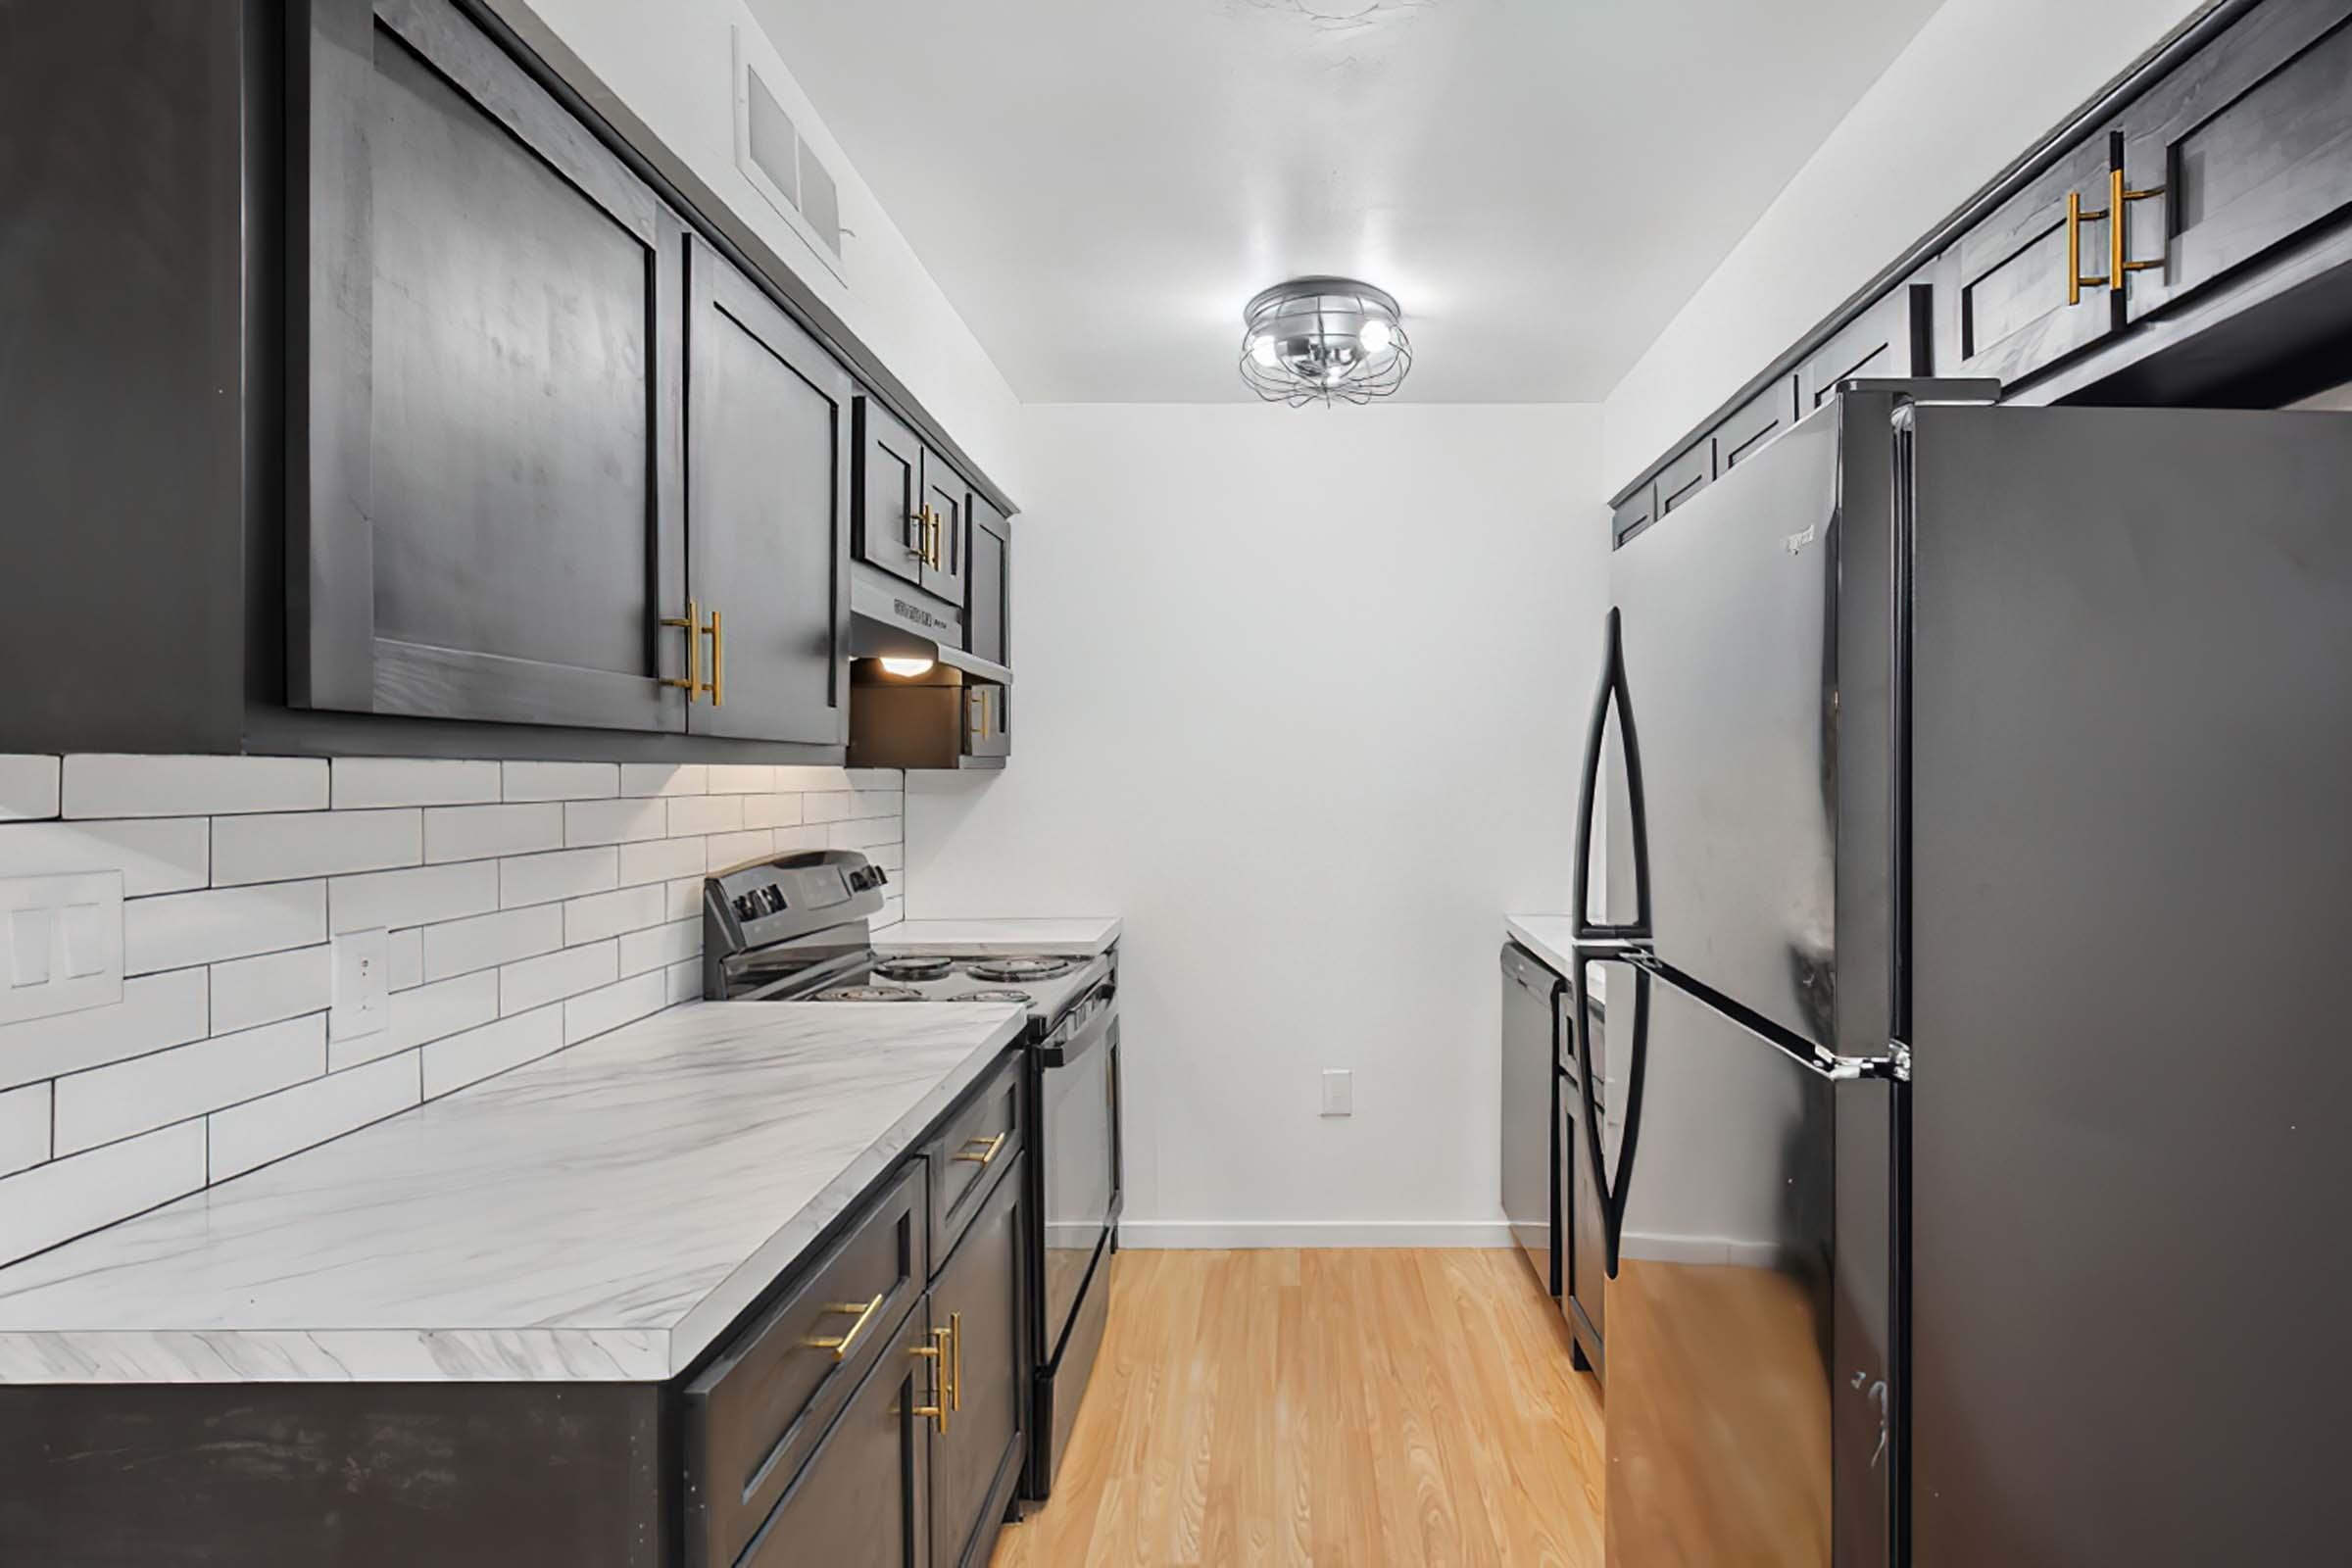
[1358,318,1394,353]
[1249,333,1279,369]
[878,656,934,677]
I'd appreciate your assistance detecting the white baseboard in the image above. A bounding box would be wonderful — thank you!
[1116,1219,1514,1250]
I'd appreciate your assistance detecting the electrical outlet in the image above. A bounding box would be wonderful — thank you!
[1321,1068,1353,1117]
[0,873,122,1026]
[331,928,390,1042]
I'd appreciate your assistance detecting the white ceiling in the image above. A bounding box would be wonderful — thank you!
[749,0,1947,404]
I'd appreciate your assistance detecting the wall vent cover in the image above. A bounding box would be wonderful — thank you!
[732,27,848,283]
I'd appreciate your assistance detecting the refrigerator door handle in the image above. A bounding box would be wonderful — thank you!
[1572,953,1650,1280]
[1573,608,1652,942]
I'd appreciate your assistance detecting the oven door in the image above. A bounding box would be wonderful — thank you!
[1040,1006,1119,1360]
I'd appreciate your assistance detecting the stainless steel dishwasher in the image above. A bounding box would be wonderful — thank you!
[1499,942,1566,1297]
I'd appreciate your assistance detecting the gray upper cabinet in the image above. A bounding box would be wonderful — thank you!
[685,238,853,746]
[1612,485,1657,542]
[965,495,1010,670]
[1940,131,2120,388]
[2118,0,2352,323]
[857,398,931,589]
[290,0,689,733]
[920,462,969,608]
[1655,440,1714,518]
[1709,374,1801,475]
[1798,282,1933,410]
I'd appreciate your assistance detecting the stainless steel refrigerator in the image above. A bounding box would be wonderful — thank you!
[1571,383,2352,1566]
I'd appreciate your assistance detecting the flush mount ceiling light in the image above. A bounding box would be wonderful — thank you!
[1239,276,1411,407]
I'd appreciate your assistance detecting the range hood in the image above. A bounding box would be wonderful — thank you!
[849,568,1010,685]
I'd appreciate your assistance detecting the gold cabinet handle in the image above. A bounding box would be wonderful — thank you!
[954,1132,1007,1167]
[660,598,701,702]
[703,607,724,708]
[907,505,929,564]
[2066,185,2112,305]
[950,1309,962,1412]
[910,1324,951,1433]
[806,1292,883,1361]
[2110,165,2165,285]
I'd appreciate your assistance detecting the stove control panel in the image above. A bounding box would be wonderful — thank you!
[704,849,892,959]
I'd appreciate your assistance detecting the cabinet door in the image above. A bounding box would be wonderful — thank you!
[929,1157,1026,1568]
[1612,485,1656,543]
[964,496,1010,670]
[1654,440,1713,518]
[738,1305,936,1568]
[2119,0,2352,322]
[964,685,1009,761]
[1797,282,1933,411]
[857,399,929,588]
[919,458,968,606]
[291,0,687,731]
[1945,132,2119,387]
[686,238,851,745]
[1708,374,1799,475]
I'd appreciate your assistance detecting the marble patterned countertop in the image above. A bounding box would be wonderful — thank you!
[0,1001,1026,1386]
[875,916,1122,956]
[1504,914,1605,1001]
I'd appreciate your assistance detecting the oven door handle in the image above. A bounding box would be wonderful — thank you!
[1038,997,1115,1068]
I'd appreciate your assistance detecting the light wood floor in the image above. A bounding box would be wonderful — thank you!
[989,1249,1605,1568]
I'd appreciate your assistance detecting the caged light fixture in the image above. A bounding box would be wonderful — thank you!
[1238,276,1412,406]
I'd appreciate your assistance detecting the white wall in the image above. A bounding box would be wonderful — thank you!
[1601,0,2207,495]
[507,0,1029,499]
[903,404,1609,1245]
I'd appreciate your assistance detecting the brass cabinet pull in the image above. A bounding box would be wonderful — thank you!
[910,1325,951,1433]
[806,1292,883,1361]
[660,598,701,702]
[954,1132,1007,1167]
[2110,166,2166,284]
[950,1310,962,1412]
[2066,186,2112,304]
[908,505,929,564]
[704,608,724,708]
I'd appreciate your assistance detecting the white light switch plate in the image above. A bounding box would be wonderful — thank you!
[0,872,123,1026]
[331,928,390,1041]
[1321,1068,1353,1117]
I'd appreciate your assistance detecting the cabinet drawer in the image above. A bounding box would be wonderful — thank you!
[685,1161,927,1568]
[926,1054,1022,1270]
[1655,441,1714,517]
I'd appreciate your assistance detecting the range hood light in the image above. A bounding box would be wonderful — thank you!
[877,656,935,677]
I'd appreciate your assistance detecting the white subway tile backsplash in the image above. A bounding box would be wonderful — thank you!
[616,836,707,887]
[420,904,564,983]
[0,1121,207,1265]
[563,971,665,1046]
[0,816,210,896]
[126,882,326,974]
[563,797,667,848]
[209,1052,421,1181]
[54,1013,323,1155]
[665,794,743,837]
[500,846,618,908]
[0,756,61,821]
[424,803,564,863]
[500,941,618,1016]
[618,918,698,979]
[0,968,210,1090]
[213,808,422,886]
[502,760,620,803]
[210,945,332,1036]
[619,763,708,798]
[331,759,501,809]
[421,1005,564,1099]
[0,1083,50,1177]
[335,969,499,1071]
[0,750,903,1266]
[65,755,326,819]
[329,860,500,935]
[563,884,665,946]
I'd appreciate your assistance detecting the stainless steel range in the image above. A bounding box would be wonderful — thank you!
[702,849,1122,1505]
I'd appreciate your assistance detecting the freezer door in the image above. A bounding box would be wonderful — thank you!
[1605,406,1846,1050]
[1905,406,2352,1564]
[1581,960,1890,1568]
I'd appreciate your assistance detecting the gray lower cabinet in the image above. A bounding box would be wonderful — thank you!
[290,0,691,732]
[2118,0,2352,323]
[929,1158,1028,1568]
[685,237,854,745]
